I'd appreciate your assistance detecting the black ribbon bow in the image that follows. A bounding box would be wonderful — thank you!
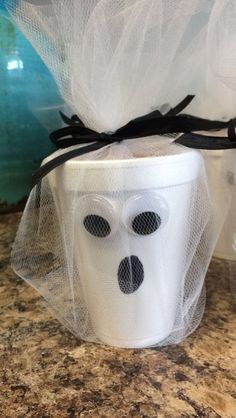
[32,95,236,186]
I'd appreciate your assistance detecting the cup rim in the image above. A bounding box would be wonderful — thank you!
[46,146,203,192]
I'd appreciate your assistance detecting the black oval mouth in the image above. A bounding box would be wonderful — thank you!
[118,255,144,294]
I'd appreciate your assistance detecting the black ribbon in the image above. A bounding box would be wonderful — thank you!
[32,95,236,186]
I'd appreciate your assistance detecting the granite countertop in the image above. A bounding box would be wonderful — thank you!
[0,213,235,418]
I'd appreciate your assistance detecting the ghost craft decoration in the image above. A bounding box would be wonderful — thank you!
[26,143,206,348]
[7,0,236,347]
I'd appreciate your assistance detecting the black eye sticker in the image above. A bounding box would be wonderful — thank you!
[122,193,169,236]
[83,214,111,238]
[132,211,161,235]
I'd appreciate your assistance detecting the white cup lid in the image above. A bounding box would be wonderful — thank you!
[45,142,203,192]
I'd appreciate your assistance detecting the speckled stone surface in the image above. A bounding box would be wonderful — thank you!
[0,213,235,418]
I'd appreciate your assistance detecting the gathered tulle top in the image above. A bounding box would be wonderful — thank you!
[6,0,236,133]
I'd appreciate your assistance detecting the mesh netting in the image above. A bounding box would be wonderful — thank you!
[11,142,229,348]
[6,0,235,347]
[6,0,214,131]
[203,149,236,307]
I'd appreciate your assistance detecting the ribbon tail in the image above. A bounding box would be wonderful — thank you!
[59,111,84,127]
[115,115,230,139]
[50,126,99,148]
[166,95,195,116]
[176,133,236,150]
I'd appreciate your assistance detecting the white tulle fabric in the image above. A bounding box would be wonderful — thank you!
[7,0,213,131]
[6,0,235,347]
[201,0,236,305]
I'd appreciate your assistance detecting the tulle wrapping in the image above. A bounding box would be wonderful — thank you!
[201,0,236,305]
[6,0,235,346]
[12,141,230,347]
[7,0,212,131]
[203,148,236,307]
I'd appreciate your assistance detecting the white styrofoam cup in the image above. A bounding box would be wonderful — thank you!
[46,144,203,347]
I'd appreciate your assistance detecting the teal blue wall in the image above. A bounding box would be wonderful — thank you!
[0,7,62,210]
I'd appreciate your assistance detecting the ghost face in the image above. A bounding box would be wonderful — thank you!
[73,187,190,348]
[47,148,202,347]
[77,191,169,296]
